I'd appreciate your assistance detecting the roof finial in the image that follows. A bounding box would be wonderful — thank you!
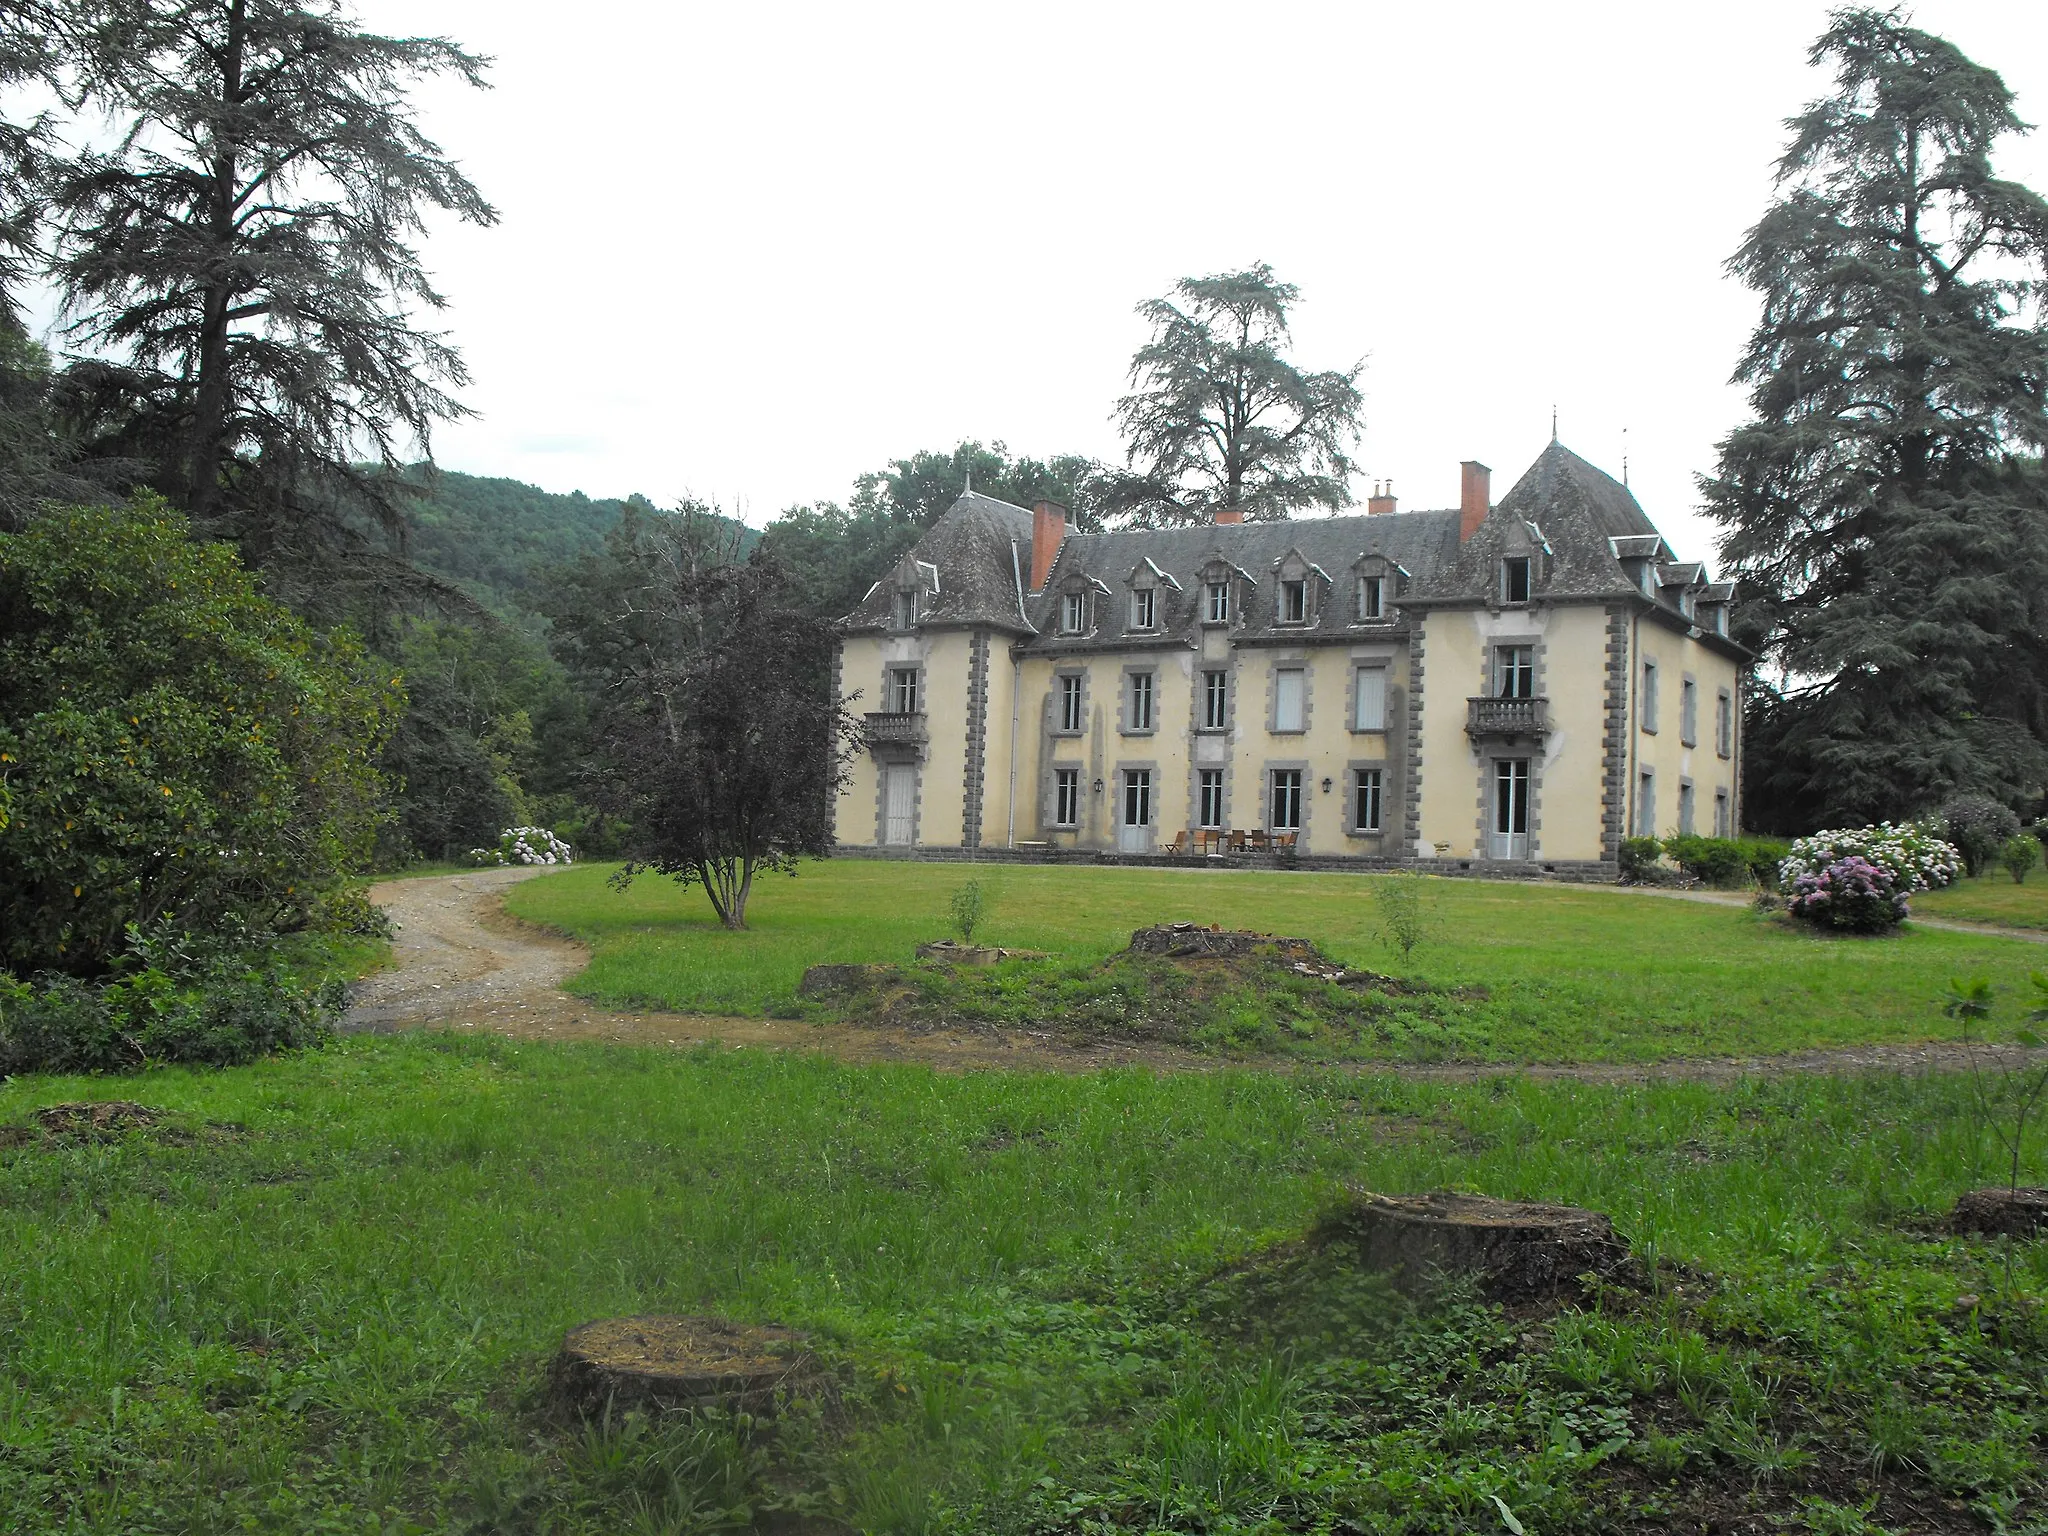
[1622,426,1629,487]
[964,466,972,494]
[1550,404,1558,444]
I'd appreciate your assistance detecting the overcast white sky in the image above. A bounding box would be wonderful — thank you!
[168,3,2048,563]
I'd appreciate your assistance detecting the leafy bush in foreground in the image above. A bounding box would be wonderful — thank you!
[2002,834,2040,885]
[0,500,402,974]
[0,926,342,1075]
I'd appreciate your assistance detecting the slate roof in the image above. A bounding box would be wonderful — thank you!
[838,442,1742,655]
[1018,510,1463,652]
[839,491,1036,634]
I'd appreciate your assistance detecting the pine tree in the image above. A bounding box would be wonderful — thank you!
[1703,8,2048,829]
[39,0,497,559]
[1099,263,1363,526]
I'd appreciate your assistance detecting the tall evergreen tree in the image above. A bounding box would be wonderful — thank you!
[39,0,496,563]
[1099,263,1363,526]
[1703,8,2048,830]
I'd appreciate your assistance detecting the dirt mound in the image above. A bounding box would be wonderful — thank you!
[1950,1186,2048,1238]
[0,1100,247,1151]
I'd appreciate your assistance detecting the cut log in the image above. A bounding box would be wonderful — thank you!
[1318,1192,1632,1301]
[550,1315,813,1415]
[1949,1187,2048,1238]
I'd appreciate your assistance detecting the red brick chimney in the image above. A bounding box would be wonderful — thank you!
[1367,481,1396,516]
[1029,501,1067,591]
[1214,507,1245,524]
[1459,461,1491,542]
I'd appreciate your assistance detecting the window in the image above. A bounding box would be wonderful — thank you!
[892,589,919,627]
[1715,689,1733,758]
[1714,787,1731,838]
[1495,759,1529,835]
[1680,678,1698,747]
[1494,646,1534,699]
[1353,768,1382,832]
[1353,667,1387,731]
[1123,769,1151,828]
[1357,573,1385,620]
[1640,659,1659,732]
[1279,579,1308,624]
[1637,769,1655,835]
[1678,780,1696,836]
[1054,768,1080,827]
[1201,670,1229,730]
[1060,591,1086,634]
[1205,581,1231,623]
[888,667,919,714]
[1130,587,1155,630]
[1502,556,1532,603]
[1127,671,1154,732]
[1273,668,1305,732]
[1270,769,1302,830]
[1057,673,1083,733]
[1198,769,1225,829]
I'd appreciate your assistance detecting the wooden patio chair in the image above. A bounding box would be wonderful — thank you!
[1247,829,1269,852]
[1168,829,1188,854]
[1228,829,1248,852]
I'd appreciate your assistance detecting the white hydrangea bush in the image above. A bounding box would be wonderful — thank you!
[467,826,574,867]
[1777,821,1960,896]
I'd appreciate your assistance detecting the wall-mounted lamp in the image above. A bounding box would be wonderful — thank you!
[1320,777,1333,793]
[1092,778,1104,794]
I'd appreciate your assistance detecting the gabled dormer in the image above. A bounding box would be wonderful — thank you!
[1123,557,1182,634]
[1495,520,1553,606]
[889,555,939,629]
[1053,569,1109,637]
[1270,548,1327,627]
[1197,554,1254,626]
[1350,552,1409,623]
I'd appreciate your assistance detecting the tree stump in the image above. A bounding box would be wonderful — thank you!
[913,941,1048,966]
[1949,1187,2048,1238]
[550,1316,813,1416]
[1318,1192,1633,1301]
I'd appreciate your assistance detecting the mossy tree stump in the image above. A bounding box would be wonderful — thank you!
[1950,1187,2048,1238]
[550,1316,813,1416]
[1319,1192,1632,1301]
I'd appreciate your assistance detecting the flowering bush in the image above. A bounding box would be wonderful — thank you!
[1777,822,1960,931]
[468,826,573,867]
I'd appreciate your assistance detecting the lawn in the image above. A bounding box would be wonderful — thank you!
[2,1035,2044,1533]
[1915,871,2048,931]
[505,861,2047,1064]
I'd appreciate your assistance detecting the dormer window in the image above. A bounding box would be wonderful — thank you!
[1130,587,1155,630]
[892,589,919,628]
[1059,590,1087,635]
[1502,556,1532,604]
[1205,581,1231,623]
[1357,573,1385,621]
[1279,579,1308,624]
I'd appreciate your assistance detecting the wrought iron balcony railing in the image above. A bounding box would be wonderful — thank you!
[1465,696,1549,737]
[864,711,928,746]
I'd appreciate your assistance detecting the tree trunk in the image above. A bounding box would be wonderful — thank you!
[188,0,247,521]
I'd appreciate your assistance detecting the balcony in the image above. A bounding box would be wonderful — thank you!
[1466,696,1549,739]
[864,711,928,747]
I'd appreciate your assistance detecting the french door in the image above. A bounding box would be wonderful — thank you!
[1488,758,1529,860]
[882,764,915,845]
[1119,769,1152,853]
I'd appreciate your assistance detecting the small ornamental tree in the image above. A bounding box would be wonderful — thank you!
[0,499,401,973]
[1940,795,2024,879]
[557,506,859,930]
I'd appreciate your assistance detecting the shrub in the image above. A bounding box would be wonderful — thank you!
[1738,837,1791,888]
[1371,871,1438,964]
[1938,795,2023,879]
[1663,835,1750,887]
[949,879,986,944]
[2002,835,2040,885]
[1785,856,1909,933]
[0,925,342,1075]
[0,500,401,974]
[1778,824,1959,932]
[1617,837,1665,883]
[468,826,573,867]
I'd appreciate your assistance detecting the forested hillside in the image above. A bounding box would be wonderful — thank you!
[392,468,755,612]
